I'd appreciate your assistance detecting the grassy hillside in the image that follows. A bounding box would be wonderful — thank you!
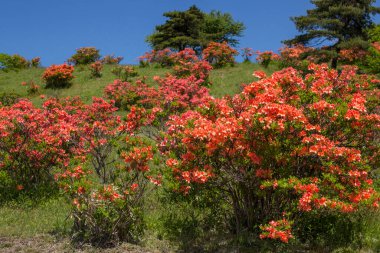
[0,62,278,106]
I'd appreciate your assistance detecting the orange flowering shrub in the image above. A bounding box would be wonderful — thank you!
[170,48,213,85]
[202,42,238,68]
[42,64,74,88]
[68,47,100,65]
[30,57,41,67]
[161,64,380,243]
[256,50,281,67]
[101,54,123,65]
[139,48,174,67]
[89,61,103,78]
[339,48,368,63]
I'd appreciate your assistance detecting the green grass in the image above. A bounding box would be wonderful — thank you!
[0,197,71,237]
[0,62,277,107]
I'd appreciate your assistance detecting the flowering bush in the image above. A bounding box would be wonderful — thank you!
[202,42,238,68]
[155,75,212,111]
[256,50,281,67]
[161,64,380,243]
[339,48,368,63]
[0,98,84,189]
[21,80,40,95]
[111,65,138,81]
[30,57,41,67]
[241,47,255,62]
[169,48,213,85]
[89,61,103,78]
[68,47,100,65]
[278,45,316,71]
[104,79,160,110]
[51,98,158,245]
[139,48,174,67]
[101,54,123,65]
[42,64,75,88]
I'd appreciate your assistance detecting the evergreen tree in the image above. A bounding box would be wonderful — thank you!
[146,6,244,52]
[284,0,380,68]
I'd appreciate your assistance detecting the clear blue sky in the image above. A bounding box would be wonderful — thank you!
[1,0,379,66]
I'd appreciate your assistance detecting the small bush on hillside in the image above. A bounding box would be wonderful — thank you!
[21,80,41,95]
[89,61,103,78]
[68,47,100,65]
[241,47,255,62]
[30,57,41,67]
[0,92,22,106]
[42,64,74,88]
[0,53,29,70]
[256,50,280,68]
[101,54,123,65]
[139,49,175,67]
[202,41,238,68]
[111,65,138,81]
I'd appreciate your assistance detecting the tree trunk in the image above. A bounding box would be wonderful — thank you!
[331,56,338,69]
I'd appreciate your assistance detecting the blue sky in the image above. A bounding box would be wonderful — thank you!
[1,0,379,66]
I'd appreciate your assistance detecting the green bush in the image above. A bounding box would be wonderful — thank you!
[0,92,22,106]
[0,53,29,70]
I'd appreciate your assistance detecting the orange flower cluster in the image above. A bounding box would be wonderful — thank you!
[42,64,74,88]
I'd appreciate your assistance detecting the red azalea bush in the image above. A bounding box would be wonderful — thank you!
[202,41,238,68]
[0,95,159,244]
[169,48,213,85]
[68,47,101,65]
[0,98,85,190]
[155,75,212,111]
[101,54,124,65]
[89,61,103,78]
[339,48,368,64]
[104,75,212,120]
[104,79,160,110]
[256,50,281,67]
[42,64,75,88]
[160,64,380,245]
[139,48,174,67]
[53,98,158,245]
[278,44,316,71]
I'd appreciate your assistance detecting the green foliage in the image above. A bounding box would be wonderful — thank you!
[364,24,380,73]
[146,5,245,52]
[0,53,29,70]
[111,65,139,81]
[0,92,22,106]
[201,11,245,47]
